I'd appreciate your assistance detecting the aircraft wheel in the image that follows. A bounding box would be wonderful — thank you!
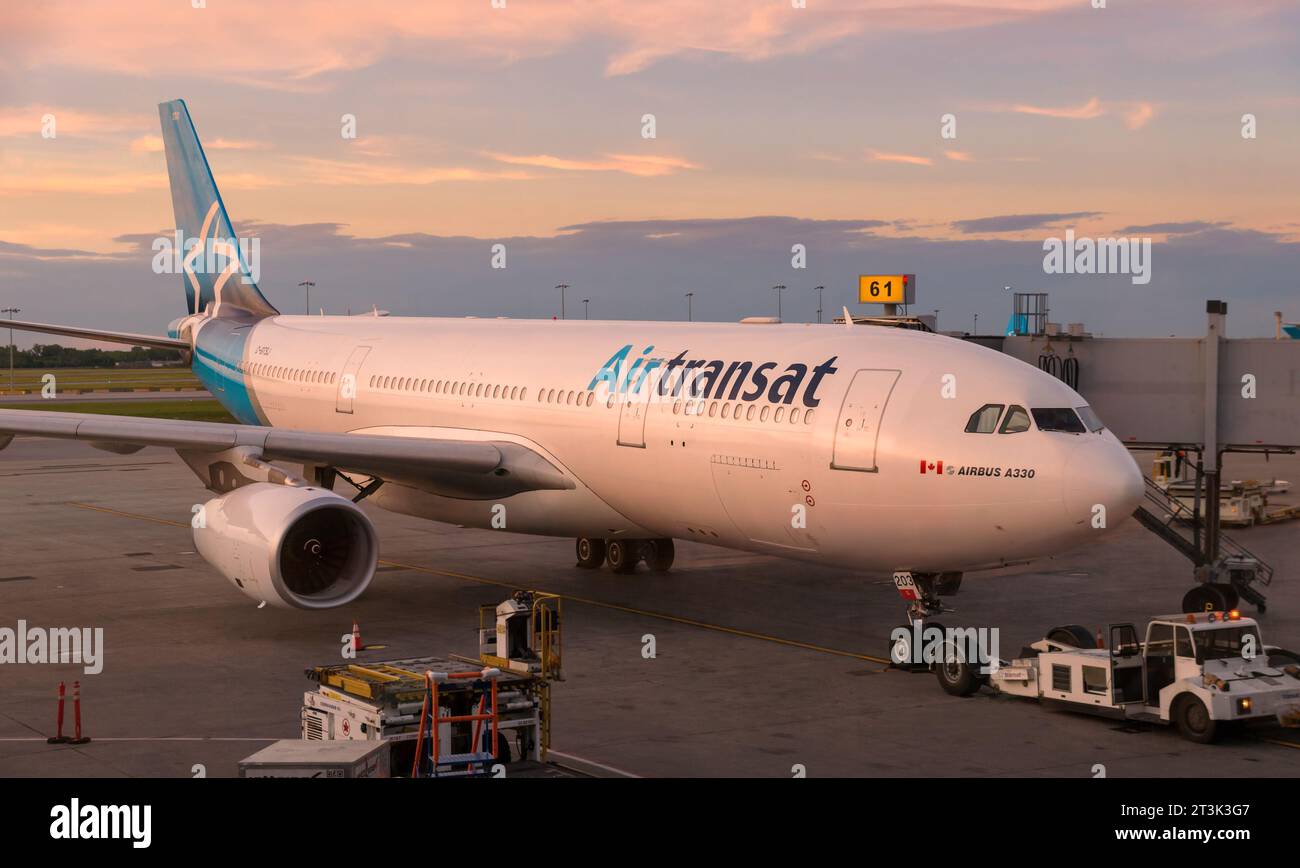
[888,624,915,670]
[1173,695,1218,744]
[575,537,606,569]
[1182,585,1228,614]
[487,729,512,765]
[1210,583,1239,610]
[935,639,982,697]
[606,539,640,574]
[1047,624,1095,648]
[646,538,675,572]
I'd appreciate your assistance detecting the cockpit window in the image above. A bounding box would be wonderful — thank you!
[964,403,1004,434]
[1076,405,1104,432]
[1031,407,1086,433]
[999,405,1031,434]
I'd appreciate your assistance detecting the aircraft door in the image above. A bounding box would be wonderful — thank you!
[335,345,371,414]
[831,369,900,472]
[616,379,650,448]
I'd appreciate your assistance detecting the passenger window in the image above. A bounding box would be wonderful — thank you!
[964,404,1004,434]
[999,405,1031,434]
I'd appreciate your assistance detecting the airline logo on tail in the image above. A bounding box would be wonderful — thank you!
[151,200,261,317]
[156,99,277,319]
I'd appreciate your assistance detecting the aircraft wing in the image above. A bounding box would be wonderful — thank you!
[4,319,189,351]
[0,409,574,495]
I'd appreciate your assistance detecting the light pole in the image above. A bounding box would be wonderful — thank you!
[773,284,786,320]
[973,313,978,335]
[2,307,19,394]
[298,280,314,315]
[555,284,569,320]
[685,291,694,322]
[813,285,824,324]
[582,298,590,320]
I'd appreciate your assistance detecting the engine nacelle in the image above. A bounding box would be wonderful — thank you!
[193,482,378,609]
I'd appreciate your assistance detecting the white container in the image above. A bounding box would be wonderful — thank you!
[239,739,390,778]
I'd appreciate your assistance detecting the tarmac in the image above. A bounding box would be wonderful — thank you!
[2,437,1299,778]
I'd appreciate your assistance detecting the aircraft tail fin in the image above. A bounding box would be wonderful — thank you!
[158,99,278,319]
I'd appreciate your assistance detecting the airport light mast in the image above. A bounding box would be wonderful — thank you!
[813,285,824,324]
[772,284,786,320]
[556,284,569,320]
[298,280,314,315]
[582,298,590,320]
[2,307,18,395]
[685,291,694,322]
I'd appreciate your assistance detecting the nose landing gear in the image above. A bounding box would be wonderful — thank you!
[888,570,962,671]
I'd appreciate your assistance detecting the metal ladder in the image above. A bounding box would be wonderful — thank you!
[1132,477,1274,609]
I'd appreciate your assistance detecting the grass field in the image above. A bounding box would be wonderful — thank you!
[0,366,203,395]
[0,399,235,423]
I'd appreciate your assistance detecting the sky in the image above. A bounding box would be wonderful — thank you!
[1,0,1297,342]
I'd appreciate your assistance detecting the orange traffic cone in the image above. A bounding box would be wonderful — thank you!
[69,680,90,745]
[352,620,364,652]
[47,682,69,744]
[1095,629,1105,649]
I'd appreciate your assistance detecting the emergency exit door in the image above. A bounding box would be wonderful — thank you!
[831,369,900,472]
[335,345,371,414]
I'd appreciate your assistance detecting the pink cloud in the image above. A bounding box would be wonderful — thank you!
[981,96,1156,129]
[1006,96,1105,120]
[485,151,699,176]
[0,107,151,137]
[867,149,933,166]
[5,1,1084,84]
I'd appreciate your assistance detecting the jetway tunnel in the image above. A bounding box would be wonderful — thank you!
[975,299,1299,612]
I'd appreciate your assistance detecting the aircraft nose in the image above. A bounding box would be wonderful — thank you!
[1064,439,1144,530]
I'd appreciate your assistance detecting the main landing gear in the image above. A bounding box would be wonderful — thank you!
[575,537,674,574]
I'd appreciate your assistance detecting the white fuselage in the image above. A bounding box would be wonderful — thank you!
[190,314,1144,574]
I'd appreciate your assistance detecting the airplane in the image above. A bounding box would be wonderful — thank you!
[0,100,1144,644]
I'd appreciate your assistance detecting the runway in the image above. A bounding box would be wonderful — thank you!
[2,436,1299,777]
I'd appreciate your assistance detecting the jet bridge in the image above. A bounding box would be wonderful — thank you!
[977,299,1299,613]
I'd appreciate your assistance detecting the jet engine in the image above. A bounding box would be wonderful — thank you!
[193,482,378,609]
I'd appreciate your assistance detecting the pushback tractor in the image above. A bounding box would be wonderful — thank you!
[936,611,1300,743]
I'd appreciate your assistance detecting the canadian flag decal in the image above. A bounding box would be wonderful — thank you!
[919,459,944,474]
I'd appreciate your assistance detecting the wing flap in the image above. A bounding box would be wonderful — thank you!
[0,410,572,492]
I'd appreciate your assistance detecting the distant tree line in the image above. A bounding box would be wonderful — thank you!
[1,343,186,368]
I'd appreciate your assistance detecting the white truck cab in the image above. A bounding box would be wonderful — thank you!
[945,612,1300,743]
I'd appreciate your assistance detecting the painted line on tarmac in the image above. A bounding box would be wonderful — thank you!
[64,502,892,665]
[547,749,641,778]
